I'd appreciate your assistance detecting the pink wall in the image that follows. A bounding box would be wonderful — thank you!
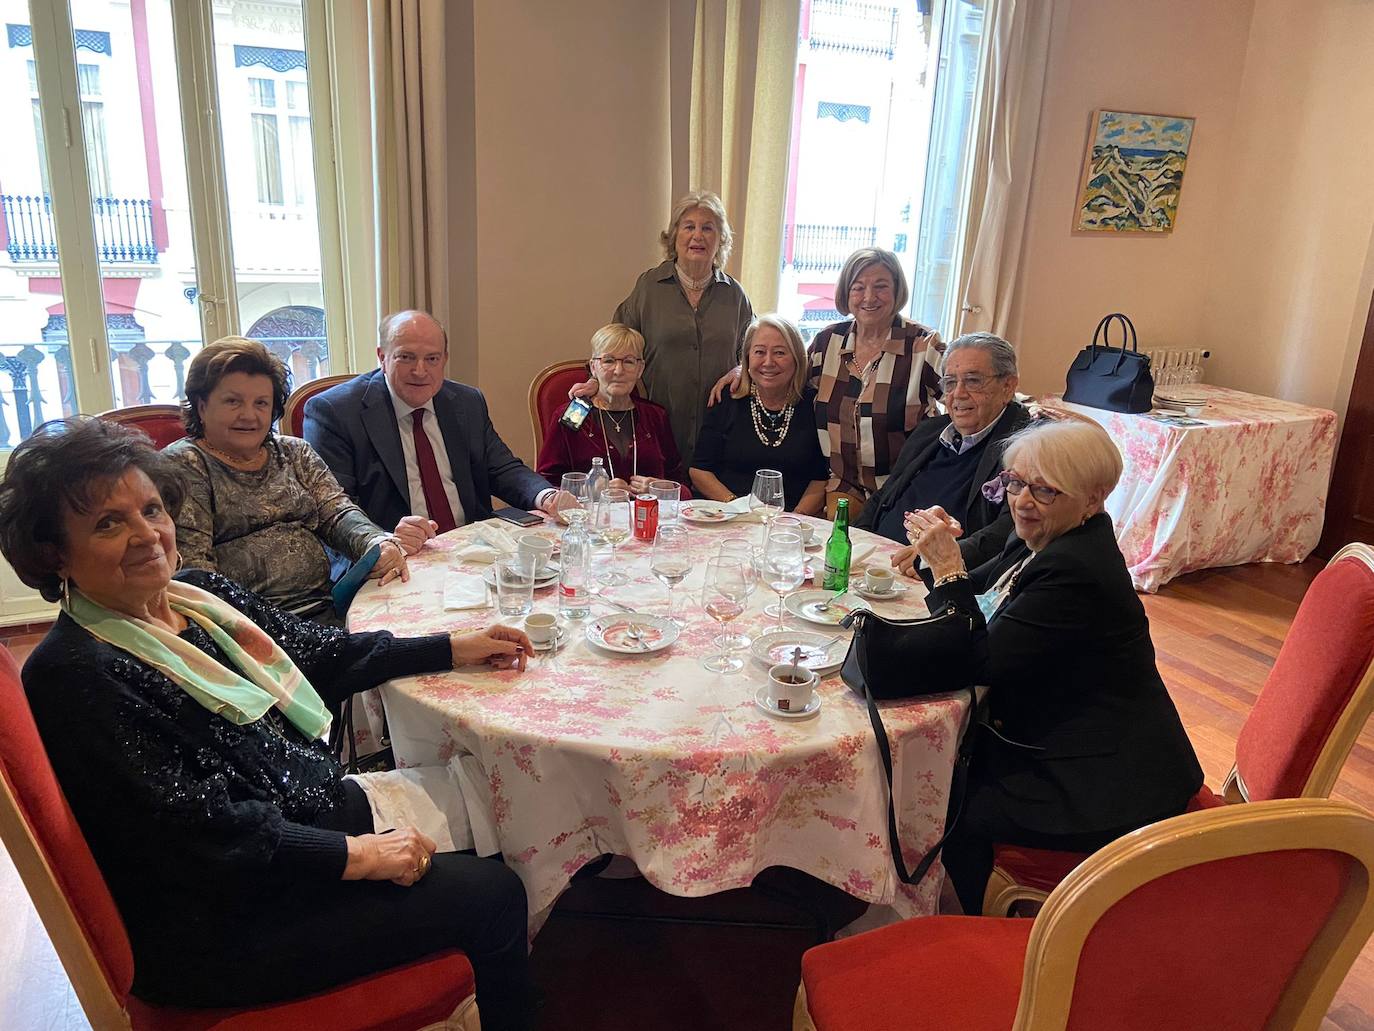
[1007,0,1257,397]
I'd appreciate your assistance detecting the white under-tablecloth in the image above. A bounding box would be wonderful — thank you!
[1040,386,1337,592]
[348,515,970,931]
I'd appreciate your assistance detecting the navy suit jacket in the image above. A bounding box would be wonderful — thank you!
[302,370,549,531]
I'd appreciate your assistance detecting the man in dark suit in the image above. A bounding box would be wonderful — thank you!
[855,332,1028,572]
[304,311,559,547]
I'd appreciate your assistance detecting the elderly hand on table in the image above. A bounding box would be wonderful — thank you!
[450,625,533,671]
[904,506,967,582]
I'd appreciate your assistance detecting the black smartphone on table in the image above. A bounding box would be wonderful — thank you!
[494,506,544,527]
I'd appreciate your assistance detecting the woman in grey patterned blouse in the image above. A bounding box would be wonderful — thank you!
[166,338,417,620]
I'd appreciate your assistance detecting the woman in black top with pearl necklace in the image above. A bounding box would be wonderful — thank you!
[690,315,828,513]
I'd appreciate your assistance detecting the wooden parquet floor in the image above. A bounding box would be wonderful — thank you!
[1141,558,1374,1031]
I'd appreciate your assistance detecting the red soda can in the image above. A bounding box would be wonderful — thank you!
[633,494,659,541]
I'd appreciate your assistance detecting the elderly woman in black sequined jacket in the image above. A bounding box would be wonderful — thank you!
[0,417,533,1030]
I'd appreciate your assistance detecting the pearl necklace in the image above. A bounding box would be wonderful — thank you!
[749,387,795,448]
[675,263,712,292]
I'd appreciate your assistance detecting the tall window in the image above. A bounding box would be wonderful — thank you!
[76,62,111,197]
[778,0,987,340]
[249,75,283,205]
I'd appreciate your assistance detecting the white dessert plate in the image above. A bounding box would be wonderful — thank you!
[784,589,863,626]
[680,502,738,524]
[750,631,846,677]
[585,613,680,654]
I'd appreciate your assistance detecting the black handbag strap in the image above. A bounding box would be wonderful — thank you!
[862,680,982,886]
[1090,312,1139,354]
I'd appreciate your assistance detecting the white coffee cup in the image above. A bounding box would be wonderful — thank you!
[797,522,816,546]
[524,612,558,645]
[767,662,817,713]
[518,533,555,575]
[864,566,895,595]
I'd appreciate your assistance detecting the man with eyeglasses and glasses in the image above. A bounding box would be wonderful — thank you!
[305,311,561,543]
[854,333,1028,572]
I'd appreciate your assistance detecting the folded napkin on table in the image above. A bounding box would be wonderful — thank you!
[721,495,762,521]
[848,542,877,570]
[452,521,520,564]
[443,573,491,610]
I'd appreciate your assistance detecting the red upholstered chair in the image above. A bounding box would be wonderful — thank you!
[0,643,481,1031]
[983,542,1374,916]
[796,798,1374,1031]
[281,373,354,438]
[528,360,590,453]
[97,405,187,450]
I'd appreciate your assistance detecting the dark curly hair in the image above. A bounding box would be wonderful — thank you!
[180,336,291,438]
[0,417,186,602]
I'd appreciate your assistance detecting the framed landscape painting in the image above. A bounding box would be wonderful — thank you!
[1074,110,1195,234]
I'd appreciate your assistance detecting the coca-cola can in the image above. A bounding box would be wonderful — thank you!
[633,494,659,541]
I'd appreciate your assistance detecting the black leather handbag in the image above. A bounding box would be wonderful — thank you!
[839,604,983,885]
[1063,313,1154,414]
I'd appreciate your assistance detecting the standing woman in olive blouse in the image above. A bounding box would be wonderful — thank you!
[574,191,754,464]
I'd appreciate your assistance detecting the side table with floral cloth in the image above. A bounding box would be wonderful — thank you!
[347,516,972,932]
[1039,385,1338,592]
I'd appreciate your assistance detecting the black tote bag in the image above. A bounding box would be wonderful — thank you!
[1063,313,1154,414]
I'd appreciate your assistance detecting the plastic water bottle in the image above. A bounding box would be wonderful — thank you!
[587,457,609,503]
[558,508,592,619]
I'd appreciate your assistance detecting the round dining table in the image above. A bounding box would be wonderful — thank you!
[347,512,972,930]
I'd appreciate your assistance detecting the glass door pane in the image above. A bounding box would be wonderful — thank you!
[0,1,85,443]
[59,0,205,411]
[211,0,331,387]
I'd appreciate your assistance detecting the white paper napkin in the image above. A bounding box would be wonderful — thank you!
[443,573,490,610]
[452,521,521,564]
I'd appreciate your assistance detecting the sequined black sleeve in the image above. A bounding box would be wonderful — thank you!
[176,569,452,708]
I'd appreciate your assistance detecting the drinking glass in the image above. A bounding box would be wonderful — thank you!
[495,555,535,618]
[716,537,757,650]
[762,530,805,630]
[650,524,692,626]
[593,488,632,585]
[751,468,785,547]
[649,479,681,525]
[701,556,749,674]
[558,472,591,520]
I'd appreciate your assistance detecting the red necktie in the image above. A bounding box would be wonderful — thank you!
[410,409,457,533]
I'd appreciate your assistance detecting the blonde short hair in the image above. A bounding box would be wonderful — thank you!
[834,248,910,315]
[590,323,645,359]
[660,191,734,269]
[1002,419,1123,500]
[733,315,809,404]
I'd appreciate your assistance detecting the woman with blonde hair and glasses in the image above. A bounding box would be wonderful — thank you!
[571,191,753,463]
[691,315,827,514]
[537,323,688,493]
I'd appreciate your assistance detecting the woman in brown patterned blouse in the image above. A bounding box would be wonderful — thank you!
[165,338,418,620]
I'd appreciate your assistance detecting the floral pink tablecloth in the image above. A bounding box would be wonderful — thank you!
[347,516,970,929]
[1041,386,1337,592]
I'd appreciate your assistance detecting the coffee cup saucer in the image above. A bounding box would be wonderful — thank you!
[853,582,910,601]
[530,626,567,652]
[754,686,821,720]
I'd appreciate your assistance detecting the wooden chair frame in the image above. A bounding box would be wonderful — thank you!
[797,800,1374,1031]
[985,542,1374,916]
[281,373,354,439]
[527,359,588,454]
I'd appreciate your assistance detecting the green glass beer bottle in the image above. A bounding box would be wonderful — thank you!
[822,499,852,591]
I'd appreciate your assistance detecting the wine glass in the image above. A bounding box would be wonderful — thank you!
[762,530,805,631]
[650,524,692,626]
[700,556,749,674]
[716,537,757,650]
[594,487,631,586]
[750,469,784,544]
[558,472,591,521]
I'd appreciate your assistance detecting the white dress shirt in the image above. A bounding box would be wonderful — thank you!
[385,382,468,527]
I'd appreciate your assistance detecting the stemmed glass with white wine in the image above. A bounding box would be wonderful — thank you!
[701,555,750,674]
[594,487,631,586]
[762,529,805,631]
[750,469,784,544]
[650,524,692,626]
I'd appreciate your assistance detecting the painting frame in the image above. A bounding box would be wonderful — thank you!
[1073,109,1196,235]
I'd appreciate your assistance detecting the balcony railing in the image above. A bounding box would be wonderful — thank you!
[808,0,900,60]
[784,223,878,273]
[0,336,330,447]
[1,193,159,264]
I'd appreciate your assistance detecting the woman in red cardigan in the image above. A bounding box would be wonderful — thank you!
[537,324,690,493]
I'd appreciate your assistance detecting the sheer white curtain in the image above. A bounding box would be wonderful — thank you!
[679,0,799,312]
[953,0,1057,338]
